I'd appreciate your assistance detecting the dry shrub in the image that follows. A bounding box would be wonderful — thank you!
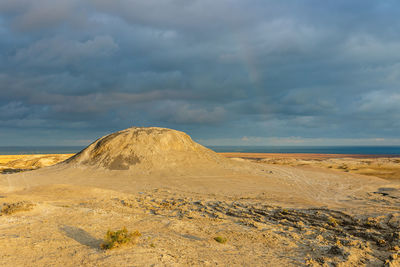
[100,227,141,250]
[0,201,35,215]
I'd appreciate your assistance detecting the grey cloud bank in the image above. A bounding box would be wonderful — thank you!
[0,0,400,146]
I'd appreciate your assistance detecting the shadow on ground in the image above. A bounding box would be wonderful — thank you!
[59,225,103,249]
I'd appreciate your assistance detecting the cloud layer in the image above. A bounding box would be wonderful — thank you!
[1,1,399,145]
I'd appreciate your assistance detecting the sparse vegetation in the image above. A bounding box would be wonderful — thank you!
[100,227,141,250]
[0,201,35,215]
[214,236,227,244]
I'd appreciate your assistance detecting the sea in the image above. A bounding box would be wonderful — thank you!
[1,146,400,155]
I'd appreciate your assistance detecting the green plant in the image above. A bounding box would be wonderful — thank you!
[214,236,227,244]
[100,227,141,250]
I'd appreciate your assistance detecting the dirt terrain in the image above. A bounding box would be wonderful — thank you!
[222,153,400,181]
[1,127,400,266]
[0,154,73,174]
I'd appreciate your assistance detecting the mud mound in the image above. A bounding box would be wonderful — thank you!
[64,127,224,171]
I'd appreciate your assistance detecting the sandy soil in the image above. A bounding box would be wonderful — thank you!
[3,152,399,181]
[220,152,398,159]
[0,154,73,174]
[1,131,400,266]
[222,153,400,181]
[1,160,399,266]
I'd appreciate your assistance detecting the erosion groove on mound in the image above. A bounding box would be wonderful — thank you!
[64,127,223,171]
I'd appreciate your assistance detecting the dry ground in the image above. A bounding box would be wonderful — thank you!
[1,153,400,266]
[0,154,73,174]
[221,153,400,181]
[2,153,400,181]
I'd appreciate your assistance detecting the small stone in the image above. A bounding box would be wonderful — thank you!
[328,245,344,256]
[393,232,400,240]
[316,235,324,242]
[377,239,387,246]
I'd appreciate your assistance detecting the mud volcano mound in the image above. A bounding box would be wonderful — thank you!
[64,127,224,171]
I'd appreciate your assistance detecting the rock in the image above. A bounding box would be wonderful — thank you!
[328,245,344,256]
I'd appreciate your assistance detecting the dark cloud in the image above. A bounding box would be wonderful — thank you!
[14,36,119,67]
[1,0,400,145]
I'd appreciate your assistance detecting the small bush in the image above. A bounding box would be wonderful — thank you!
[0,201,35,215]
[214,236,227,244]
[100,227,141,250]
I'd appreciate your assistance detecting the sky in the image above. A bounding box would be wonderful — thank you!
[1,0,400,146]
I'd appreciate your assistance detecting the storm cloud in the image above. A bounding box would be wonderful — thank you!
[1,0,399,145]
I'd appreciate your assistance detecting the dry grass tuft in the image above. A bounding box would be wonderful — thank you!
[100,227,141,250]
[0,201,35,215]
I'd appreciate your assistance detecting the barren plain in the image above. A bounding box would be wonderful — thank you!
[1,127,400,266]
